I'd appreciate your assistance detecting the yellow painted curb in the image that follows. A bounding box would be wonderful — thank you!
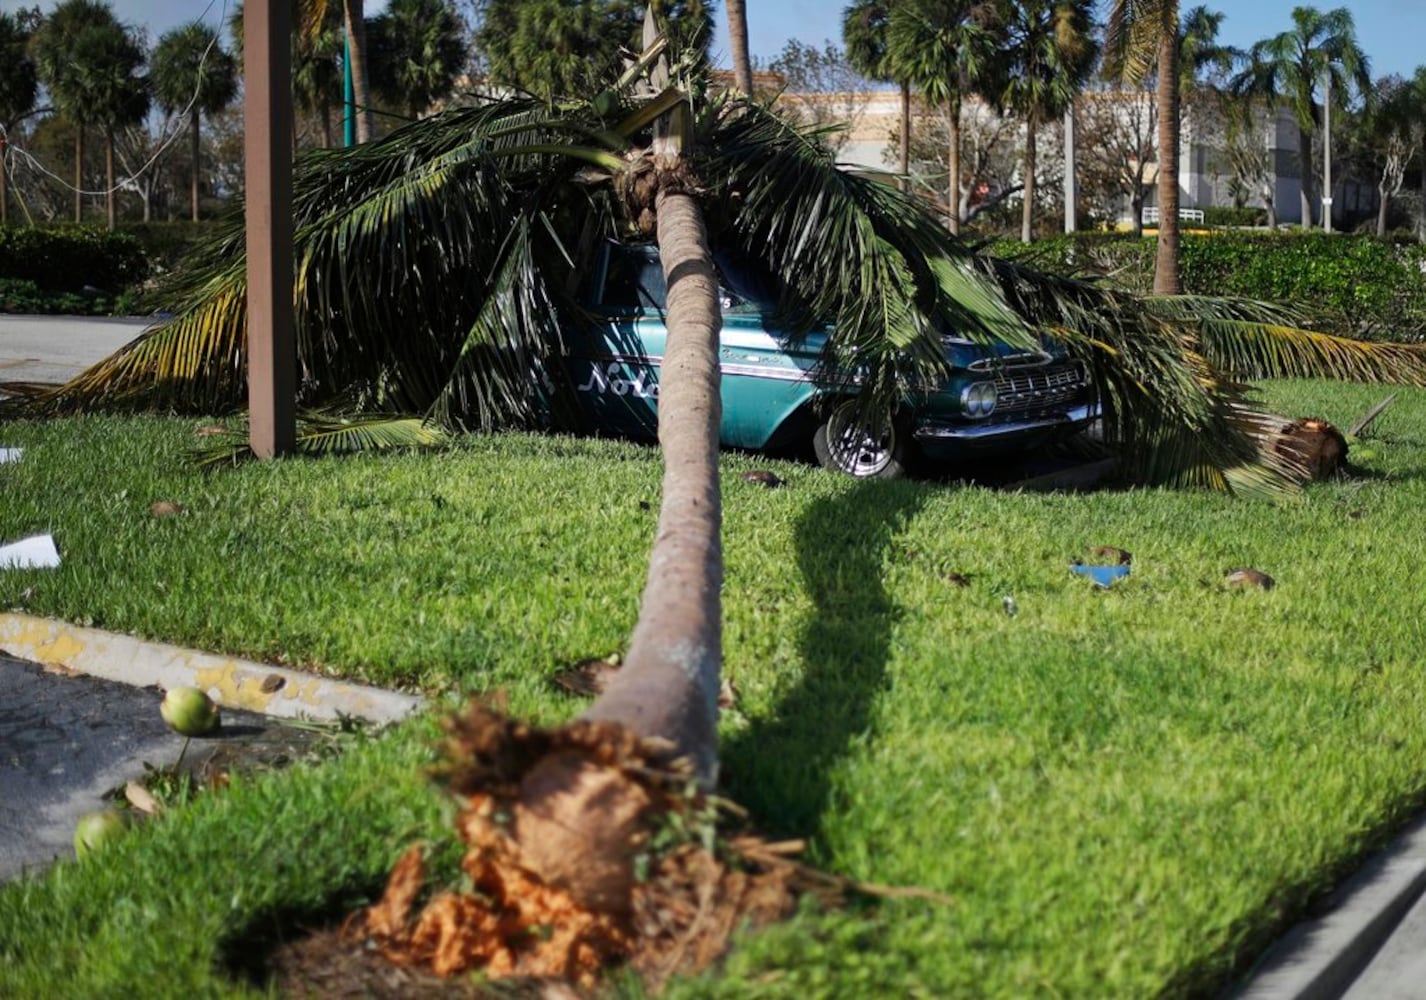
[0,613,423,724]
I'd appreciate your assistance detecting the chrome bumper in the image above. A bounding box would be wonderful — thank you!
[913,402,1100,443]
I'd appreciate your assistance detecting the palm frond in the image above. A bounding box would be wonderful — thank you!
[980,255,1304,494]
[192,412,449,467]
[1142,295,1426,385]
[699,101,1034,421]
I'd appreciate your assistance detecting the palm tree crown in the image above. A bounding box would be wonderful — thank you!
[1232,5,1371,229]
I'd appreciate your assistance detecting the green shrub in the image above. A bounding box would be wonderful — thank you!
[990,231,1426,341]
[0,225,148,294]
[1203,205,1268,228]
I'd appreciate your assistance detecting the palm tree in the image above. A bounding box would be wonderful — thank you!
[12,16,1426,900]
[30,0,127,223]
[725,0,753,95]
[887,0,998,234]
[368,0,467,119]
[1103,0,1185,293]
[1232,6,1370,230]
[843,0,912,184]
[1408,67,1426,243]
[152,22,239,221]
[992,0,1097,243]
[0,10,39,225]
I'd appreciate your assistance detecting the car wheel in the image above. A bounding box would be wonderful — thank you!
[812,400,909,479]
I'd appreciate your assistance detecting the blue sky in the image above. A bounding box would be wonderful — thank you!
[71,0,1426,83]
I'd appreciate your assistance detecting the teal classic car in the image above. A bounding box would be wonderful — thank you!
[564,242,1098,478]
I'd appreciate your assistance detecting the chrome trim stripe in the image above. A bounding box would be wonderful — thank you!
[574,354,817,385]
[912,402,1099,441]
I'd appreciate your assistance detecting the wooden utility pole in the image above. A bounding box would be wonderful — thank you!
[243,0,297,458]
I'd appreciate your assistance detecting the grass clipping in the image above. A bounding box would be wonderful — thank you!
[344,702,830,991]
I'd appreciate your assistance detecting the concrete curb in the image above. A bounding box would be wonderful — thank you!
[0,613,424,725]
[1232,814,1426,999]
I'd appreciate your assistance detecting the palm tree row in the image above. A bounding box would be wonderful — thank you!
[839,3,1392,291]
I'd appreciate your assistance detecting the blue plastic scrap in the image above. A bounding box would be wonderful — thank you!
[1071,563,1131,588]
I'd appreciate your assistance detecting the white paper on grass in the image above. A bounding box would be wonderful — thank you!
[0,534,61,570]
[0,447,21,464]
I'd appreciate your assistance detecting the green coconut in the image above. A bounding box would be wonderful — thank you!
[160,686,221,736]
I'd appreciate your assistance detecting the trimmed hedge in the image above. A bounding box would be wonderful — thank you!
[991,231,1426,341]
[0,225,148,295]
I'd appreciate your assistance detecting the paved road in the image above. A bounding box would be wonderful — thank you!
[0,652,323,882]
[0,314,151,389]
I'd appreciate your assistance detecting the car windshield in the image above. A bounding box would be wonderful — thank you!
[714,250,783,315]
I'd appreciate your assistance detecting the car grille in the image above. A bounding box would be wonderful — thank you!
[991,361,1088,415]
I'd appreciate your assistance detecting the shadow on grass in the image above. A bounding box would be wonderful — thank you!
[721,477,928,840]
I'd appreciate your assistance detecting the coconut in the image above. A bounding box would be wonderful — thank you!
[73,810,128,857]
[160,686,220,736]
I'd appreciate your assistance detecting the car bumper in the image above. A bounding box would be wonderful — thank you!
[912,402,1101,460]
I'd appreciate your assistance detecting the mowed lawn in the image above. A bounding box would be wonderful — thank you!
[1,379,1424,997]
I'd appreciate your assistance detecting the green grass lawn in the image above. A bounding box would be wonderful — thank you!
[2,380,1425,996]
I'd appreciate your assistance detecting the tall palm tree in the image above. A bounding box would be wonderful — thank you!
[1232,6,1370,230]
[992,0,1097,243]
[1407,67,1426,243]
[1103,0,1184,293]
[725,0,753,94]
[30,0,127,223]
[60,18,149,230]
[152,22,239,221]
[843,0,912,184]
[0,10,39,225]
[888,0,998,234]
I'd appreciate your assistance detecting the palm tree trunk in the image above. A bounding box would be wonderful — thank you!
[946,99,960,235]
[725,0,753,96]
[1153,21,1182,295]
[1299,125,1315,229]
[73,128,83,223]
[190,106,202,222]
[0,147,8,226]
[899,83,911,191]
[1020,120,1036,243]
[582,188,724,781]
[343,0,373,143]
[105,129,115,231]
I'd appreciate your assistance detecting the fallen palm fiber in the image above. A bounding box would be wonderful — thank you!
[343,701,952,992]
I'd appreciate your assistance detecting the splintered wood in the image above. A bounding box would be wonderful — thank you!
[343,702,803,992]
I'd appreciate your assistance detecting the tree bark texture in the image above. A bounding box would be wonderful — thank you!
[190,106,202,221]
[1020,120,1036,243]
[104,130,115,230]
[898,83,911,189]
[343,0,373,142]
[1153,17,1183,294]
[725,0,753,96]
[1298,124,1315,229]
[946,100,960,235]
[73,128,83,223]
[581,189,724,782]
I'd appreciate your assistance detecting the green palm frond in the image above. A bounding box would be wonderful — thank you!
[1142,295,1426,385]
[193,412,449,467]
[980,255,1304,494]
[699,100,1033,418]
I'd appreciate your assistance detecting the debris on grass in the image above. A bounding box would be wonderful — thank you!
[0,533,61,570]
[740,470,785,488]
[1226,567,1275,590]
[149,500,186,518]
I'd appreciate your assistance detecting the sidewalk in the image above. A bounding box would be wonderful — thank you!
[1233,812,1426,999]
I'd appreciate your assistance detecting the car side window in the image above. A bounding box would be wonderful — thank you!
[601,246,667,314]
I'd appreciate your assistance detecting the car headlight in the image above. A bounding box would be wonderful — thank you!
[960,381,997,418]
